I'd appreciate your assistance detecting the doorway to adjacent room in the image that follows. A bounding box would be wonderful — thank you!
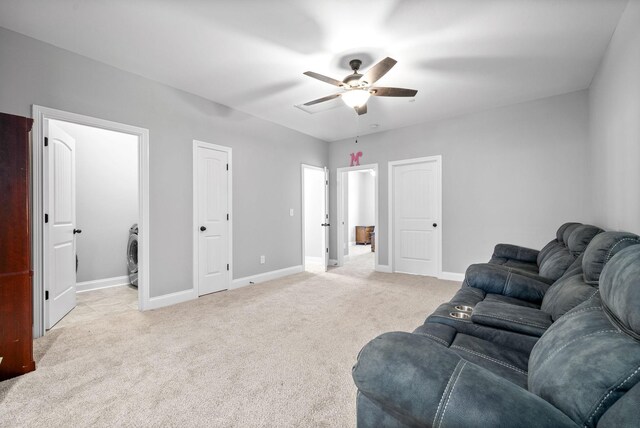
[336,163,379,271]
[32,106,149,337]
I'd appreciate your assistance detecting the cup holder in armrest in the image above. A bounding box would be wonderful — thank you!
[449,312,471,320]
[454,305,473,312]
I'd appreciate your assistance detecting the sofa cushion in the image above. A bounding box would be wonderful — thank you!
[566,224,604,257]
[561,223,581,245]
[538,250,575,281]
[412,324,529,388]
[556,222,581,242]
[540,273,598,321]
[599,245,640,337]
[583,231,640,284]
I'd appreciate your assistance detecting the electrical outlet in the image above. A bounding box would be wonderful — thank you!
[260,255,265,264]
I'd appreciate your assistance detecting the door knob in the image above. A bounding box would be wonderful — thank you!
[200,226,207,231]
[432,223,438,228]
[321,223,331,227]
[73,228,82,234]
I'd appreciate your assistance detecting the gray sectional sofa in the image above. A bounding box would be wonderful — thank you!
[352,224,640,427]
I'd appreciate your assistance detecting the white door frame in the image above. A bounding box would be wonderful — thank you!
[192,140,233,294]
[301,163,326,271]
[388,155,442,276]
[32,105,150,338]
[336,163,379,270]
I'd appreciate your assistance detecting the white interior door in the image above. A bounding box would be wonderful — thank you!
[196,145,229,295]
[323,167,329,271]
[45,121,77,328]
[392,159,440,276]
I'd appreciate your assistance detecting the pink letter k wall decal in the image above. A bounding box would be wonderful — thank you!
[350,152,363,167]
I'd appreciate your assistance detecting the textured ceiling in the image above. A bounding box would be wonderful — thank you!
[0,0,628,141]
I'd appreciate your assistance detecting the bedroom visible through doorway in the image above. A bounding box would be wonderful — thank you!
[336,163,379,271]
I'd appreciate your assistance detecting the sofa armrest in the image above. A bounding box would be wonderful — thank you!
[492,243,540,264]
[463,263,553,304]
[471,301,552,337]
[352,332,576,427]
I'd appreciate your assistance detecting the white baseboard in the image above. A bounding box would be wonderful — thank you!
[231,265,303,289]
[439,271,465,282]
[147,288,197,310]
[76,275,130,293]
[375,264,392,273]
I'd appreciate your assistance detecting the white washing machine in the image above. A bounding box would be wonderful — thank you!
[127,224,138,287]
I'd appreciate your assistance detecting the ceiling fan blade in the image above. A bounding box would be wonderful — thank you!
[370,87,418,97]
[303,93,341,106]
[303,71,346,87]
[355,104,367,115]
[361,57,397,85]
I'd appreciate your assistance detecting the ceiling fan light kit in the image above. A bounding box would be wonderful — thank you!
[342,89,371,108]
[302,56,417,115]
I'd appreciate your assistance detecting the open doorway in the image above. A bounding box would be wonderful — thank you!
[32,106,149,338]
[336,163,379,271]
[47,120,139,329]
[302,164,328,273]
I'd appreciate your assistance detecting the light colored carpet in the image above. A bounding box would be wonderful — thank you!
[0,252,459,427]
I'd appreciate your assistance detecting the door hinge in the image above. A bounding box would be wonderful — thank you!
[227,264,230,271]
[45,290,49,300]
[227,213,229,221]
[44,137,48,147]
[325,180,328,185]
[44,213,49,223]
[326,248,329,253]
[226,163,229,171]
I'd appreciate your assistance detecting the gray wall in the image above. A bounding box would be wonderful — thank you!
[55,121,139,283]
[588,0,640,235]
[329,90,590,274]
[0,28,328,298]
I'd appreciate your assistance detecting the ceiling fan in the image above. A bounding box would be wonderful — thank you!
[302,57,417,115]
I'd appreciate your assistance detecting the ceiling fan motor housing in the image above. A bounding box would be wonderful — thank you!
[349,59,362,71]
[345,59,365,87]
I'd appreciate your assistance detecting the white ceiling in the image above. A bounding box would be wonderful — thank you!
[0,0,628,141]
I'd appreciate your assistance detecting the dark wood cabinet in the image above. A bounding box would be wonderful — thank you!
[355,226,375,245]
[0,112,35,381]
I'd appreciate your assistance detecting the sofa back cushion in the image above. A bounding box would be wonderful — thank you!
[566,225,603,257]
[538,225,602,281]
[536,223,583,267]
[599,245,640,338]
[540,273,596,321]
[561,223,581,245]
[556,222,581,242]
[540,232,640,321]
[528,247,640,427]
[582,231,640,285]
[537,239,563,267]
